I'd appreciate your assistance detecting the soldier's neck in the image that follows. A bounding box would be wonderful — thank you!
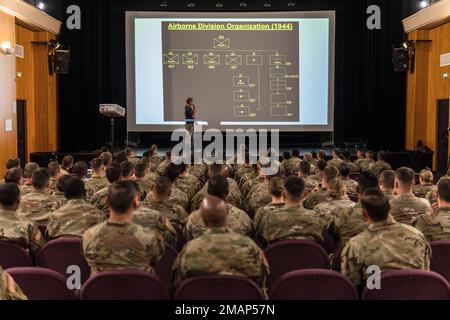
[396,188,413,196]
[286,199,303,207]
[271,197,284,204]
[109,212,133,224]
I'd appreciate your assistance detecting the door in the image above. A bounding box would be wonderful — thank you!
[437,99,450,174]
[17,100,27,165]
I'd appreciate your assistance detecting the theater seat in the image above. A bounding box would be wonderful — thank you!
[155,245,178,291]
[0,241,33,269]
[430,241,450,284]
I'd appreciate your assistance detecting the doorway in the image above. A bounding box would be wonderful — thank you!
[437,99,450,174]
[17,100,27,165]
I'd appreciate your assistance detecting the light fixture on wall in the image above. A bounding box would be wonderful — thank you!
[36,1,45,10]
[419,0,430,8]
[0,41,15,56]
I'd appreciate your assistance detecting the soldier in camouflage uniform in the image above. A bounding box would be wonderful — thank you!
[20,162,39,197]
[17,168,62,224]
[258,176,326,247]
[0,183,44,255]
[303,166,339,210]
[353,149,370,172]
[47,161,61,194]
[327,148,344,168]
[73,161,94,201]
[303,152,317,175]
[82,181,164,274]
[172,166,201,201]
[390,167,431,225]
[413,169,435,198]
[4,168,22,186]
[90,162,122,217]
[379,170,396,200]
[172,196,269,297]
[342,150,359,172]
[309,159,327,183]
[337,163,358,198]
[414,177,450,241]
[99,151,113,168]
[185,176,252,241]
[52,175,70,207]
[134,162,157,200]
[147,145,164,172]
[125,147,140,166]
[297,160,319,195]
[156,150,171,176]
[427,187,438,209]
[0,267,27,300]
[369,150,392,174]
[47,177,104,239]
[85,158,109,195]
[282,149,301,177]
[341,188,430,287]
[60,155,74,176]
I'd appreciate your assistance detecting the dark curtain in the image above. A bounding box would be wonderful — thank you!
[52,0,408,152]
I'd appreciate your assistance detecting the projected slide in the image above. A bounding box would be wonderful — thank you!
[126,12,335,132]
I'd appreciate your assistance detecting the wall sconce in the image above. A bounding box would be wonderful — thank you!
[1,41,15,56]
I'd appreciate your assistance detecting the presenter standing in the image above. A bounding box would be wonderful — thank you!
[185,97,196,137]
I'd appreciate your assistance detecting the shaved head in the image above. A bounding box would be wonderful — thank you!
[199,196,228,228]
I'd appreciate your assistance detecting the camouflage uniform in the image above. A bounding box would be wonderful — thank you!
[303,187,329,210]
[354,159,374,172]
[238,171,259,190]
[369,160,392,174]
[191,178,242,212]
[342,178,358,197]
[254,203,285,241]
[282,157,301,177]
[48,177,58,194]
[343,160,359,173]
[314,199,355,224]
[52,190,68,207]
[0,267,27,300]
[187,164,208,180]
[184,204,253,241]
[60,168,70,176]
[19,183,34,197]
[389,194,431,225]
[146,186,190,213]
[414,207,450,241]
[174,174,201,200]
[426,186,438,208]
[258,204,326,246]
[128,156,140,166]
[0,208,43,253]
[328,158,343,168]
[17,190,62,224]
[245,181,272,214]
[85,175,109,195]
[84,180,95,202]
[234,165,255,185]
[132,205,178,249]
[242,176,265,198]
[156,159,171,176]
[90,186,110,217]
[149,155,164,172]
[309,172,322,183]
[82,221,164,274]
[341,216,431,287]
[147,200,187,231]
[134,172,158,198]
[46,199,104,239]
[172,227,269,297]
[413,184,435,199]
[383,190,396,201]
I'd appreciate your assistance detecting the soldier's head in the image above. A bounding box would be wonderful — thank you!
[328,178,346,199]
[6,158,20,170]
[165,163,186,182]
[4,168,22,185]
[208,163,224,178]
[291,149,300,158]
[282,151,291,161]
[124,147,134,158]
[269,177,284,201]
[357,171,379,196]
[64,177,86,200]
[342,150,352,161]
[377,150,387,161]
[31,168,50,190]
[91,158,104,174]
[48,161,61,178]
[62,155,74,170]
[366,150,375,160]
[298,160,311,177]
[134,163,147,179]
[419,169,433,185]
[57,175,71,193]
[322,166,339,188]
[23,162,39,181]
[437,177,450,207]
[115,152,128,164]
[304,152,313,162]
[357,149,366,159]
[107,181,138,217]
[379,170,395,192]
[152,176,172,201]
[395,167,415,193]
[207,175,229,201]
[165,150,172,161]
[99,152,112,167]
[73,161,88,179]
[283,176,306,204]
[150,144,158,156]
[106,163,122,184]
[361,188,390,223]
[121,161,134,180]
[0,183,21,210]
[317,150,326,160]
[338,163,351,178]
[332,148,342,159]
[200,196,228,229]
[317,160,327,173]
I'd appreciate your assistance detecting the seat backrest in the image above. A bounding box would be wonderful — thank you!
[6,267,76,300]
[430,241,450,283]
[270,269,358,300]
[174,276,265,300]
[154,245,178,292]
[264,240,329,289]
[0,241,33,269]
[36,237,91,284]
[80,269,168,300]
[362,269,450,300]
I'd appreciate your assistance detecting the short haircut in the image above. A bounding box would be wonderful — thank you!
[358,171,380,194]
[377,150,387,161]
[165,163,186,182]
[6,158,20,170]
[124,147,133,156]
[121,161,134,177]
[282,151,291,160]
[317,160,327,172]
[419,169,433,184]
[323,166,339,183]
[23,162,39,179]
[284,176,305,200]
[395,167,415,188]
[32,168,50,189]
[366,150,375,159]
[62,155,74,169]
[338,163,350,178]
[317,150,326,159]
[269,177,284,198]
[209,163,224,176]
[361,188,390,222]
[291,149,300,157]
[333,148,342,157]
[64,177,86,199]
[299,160,311,175]
[342,150,351,160]
[134,163,147,178]
[153,176,172,196]
[115,152,128,164]
[380,170,395,190]
[165,150,172,159]
[72,161,88,179]
[438,177,450,203]
[0,183,20,207]
[57,175,72,192]
[107,181,137,214]
[4,168,22,184]
[207,175,229,200]
[47,161,60,177]
[91,158,103,172]
[106,163,122,183]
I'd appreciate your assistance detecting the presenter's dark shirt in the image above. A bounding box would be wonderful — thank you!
[185,105,195,124]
